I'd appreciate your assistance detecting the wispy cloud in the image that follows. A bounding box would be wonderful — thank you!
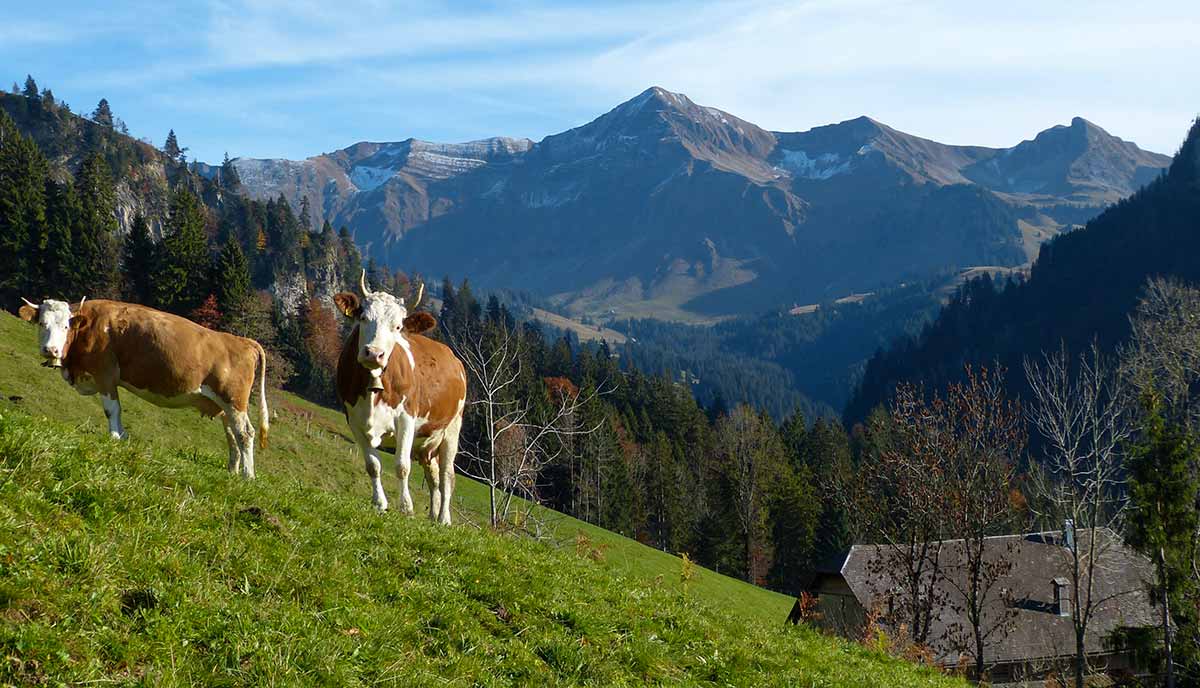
[5,0,1196,161]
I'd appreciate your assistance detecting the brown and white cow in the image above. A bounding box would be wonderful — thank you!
[334,272,466,524]
[18,298,269,478]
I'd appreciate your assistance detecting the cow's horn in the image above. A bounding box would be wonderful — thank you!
[412,282,424,308]
[78,296,86,311]
[21,297,38,309]
[359,269,370,296]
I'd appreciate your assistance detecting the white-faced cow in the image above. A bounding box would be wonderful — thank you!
[334,272,466,524]
[18,298,269,478]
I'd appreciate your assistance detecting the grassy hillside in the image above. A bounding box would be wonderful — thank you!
[0,311,960,686]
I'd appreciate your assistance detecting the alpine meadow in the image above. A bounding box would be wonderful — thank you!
[2,3,1200,686]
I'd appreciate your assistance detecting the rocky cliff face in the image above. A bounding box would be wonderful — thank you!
[231,87,1171,321]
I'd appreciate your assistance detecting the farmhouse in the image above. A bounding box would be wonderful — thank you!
[802,528,1161,685]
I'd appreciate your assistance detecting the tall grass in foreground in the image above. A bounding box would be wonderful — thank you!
[0,410,960,687]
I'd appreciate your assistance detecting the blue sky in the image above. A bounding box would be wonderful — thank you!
[5,0,1197,162]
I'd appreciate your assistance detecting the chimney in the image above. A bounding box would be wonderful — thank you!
[1053,577,1072,617]
[1063,518,1075,552]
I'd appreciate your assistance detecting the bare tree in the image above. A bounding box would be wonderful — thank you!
[1121,277,1200,423]
[1025,343,1134,688]
[837,382,954,647]
[942,365,1024,680]
[448,318,604,530]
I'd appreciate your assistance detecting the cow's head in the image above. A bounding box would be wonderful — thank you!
[18,297,86,368]
[334,271,432,374]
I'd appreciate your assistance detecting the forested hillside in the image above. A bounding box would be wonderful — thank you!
[0,78,850,596]
[615,278,947,419]
[846,116,1200,424]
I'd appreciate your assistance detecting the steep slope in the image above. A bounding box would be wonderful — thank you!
[233,88,1170,321]
[0,313,960,687]
[0,91,184,237]
[846,117,1200,423]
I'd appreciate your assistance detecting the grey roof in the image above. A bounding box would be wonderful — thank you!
[816,529,1158,666]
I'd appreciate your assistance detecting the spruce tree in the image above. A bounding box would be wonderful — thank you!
[22,75,38,100]
[41,178,82,299]
[73,153,121,297]
[163,129,181,161]
[154,188,211,314]
[214,237,252,333]
[337,226,360,282]
[1128,393,1200,687]
[0,111,48,304]
[122,213,157,304]
[220,152,241,190]
[299,195,312,232]
[91,98,114,128]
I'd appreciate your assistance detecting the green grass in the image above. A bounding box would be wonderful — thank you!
[0,311,962,686]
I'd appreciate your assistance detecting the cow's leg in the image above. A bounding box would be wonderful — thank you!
[349,425,388,511]
[99,392,127,440]
[201,386,255,479]
[422,452,441,522]
[221,416,242,474]
[437,414,462,526]
[232,411,256,479]
[393,414,416,515]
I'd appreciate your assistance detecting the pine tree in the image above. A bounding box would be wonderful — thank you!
[10,82,18,95]
[214,237,252,333]
[0,111,48,304]
[91,98,114,129]
[1128,393,1200,688]
[22,75,38,100]
[40,89,55,109]
[220,152,241,190]
[336,226,359,280]
[122,213,157,304]
[41,178,82,299]
[73,153,121,297]
[299,196,312,232]
[154,188,211,314]
[163,129,181,161]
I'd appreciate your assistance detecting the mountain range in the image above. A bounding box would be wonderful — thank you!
[231,87,1169,321]
[846,116,1200,424]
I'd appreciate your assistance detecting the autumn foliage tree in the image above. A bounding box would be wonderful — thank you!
[296,297,342,403]
[189,294,222,330]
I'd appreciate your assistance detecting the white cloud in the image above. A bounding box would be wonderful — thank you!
[15,0,1197,159]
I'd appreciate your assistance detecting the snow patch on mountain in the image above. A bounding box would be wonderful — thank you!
[778,150,853,180]
[350,165,397,192]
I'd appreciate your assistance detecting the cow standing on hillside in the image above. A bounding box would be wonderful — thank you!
[334,272,466,524]
[18,298,269,478]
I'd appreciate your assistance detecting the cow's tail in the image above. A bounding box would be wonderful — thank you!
[255,342,270,449]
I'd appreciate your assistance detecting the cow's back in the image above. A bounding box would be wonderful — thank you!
[73,301,259,408]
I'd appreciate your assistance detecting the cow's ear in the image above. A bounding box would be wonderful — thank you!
[333,292,361,319]
[18,304,37,322]
[69,314,90,330]
[403,312,437,334]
